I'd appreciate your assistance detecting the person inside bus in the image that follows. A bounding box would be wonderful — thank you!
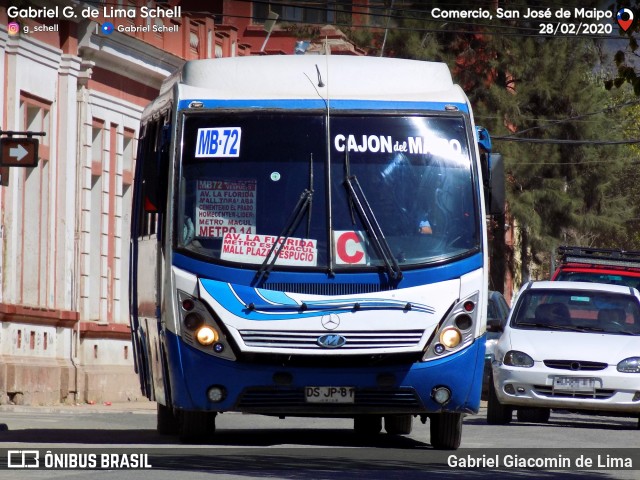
[377,151,474,248]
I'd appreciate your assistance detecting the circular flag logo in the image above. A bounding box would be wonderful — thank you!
[617,8,635,32]
[101,22,115,35]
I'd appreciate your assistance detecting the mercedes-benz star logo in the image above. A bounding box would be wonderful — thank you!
[321,313,340,330]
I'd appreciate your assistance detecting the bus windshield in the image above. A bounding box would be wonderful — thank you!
[177,112,479,271]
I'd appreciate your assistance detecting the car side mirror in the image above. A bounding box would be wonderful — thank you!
[486,317,503,333]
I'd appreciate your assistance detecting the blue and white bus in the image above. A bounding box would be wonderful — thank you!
[130,55,499,449]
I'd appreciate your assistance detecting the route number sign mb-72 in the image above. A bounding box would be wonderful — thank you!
[0,138,39,167]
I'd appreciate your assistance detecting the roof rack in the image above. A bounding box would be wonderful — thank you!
[557,245,640,268]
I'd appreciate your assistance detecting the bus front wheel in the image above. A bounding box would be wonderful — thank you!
[384,415,413,435]
[353,415,382,435]
[157,403,178,435]
[178,410,217,444]
[429,412,462,450]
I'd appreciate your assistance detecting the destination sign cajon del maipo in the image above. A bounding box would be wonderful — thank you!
[0,137,39,167]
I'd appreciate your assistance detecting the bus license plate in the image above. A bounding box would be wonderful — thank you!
[305,387,355,404]
[553,377,596,392]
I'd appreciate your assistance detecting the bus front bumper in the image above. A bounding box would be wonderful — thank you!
[164,331,485,416]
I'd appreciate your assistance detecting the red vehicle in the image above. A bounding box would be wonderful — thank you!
[552,246,640,289]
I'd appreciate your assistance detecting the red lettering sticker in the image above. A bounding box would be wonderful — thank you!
[334,231,366,265]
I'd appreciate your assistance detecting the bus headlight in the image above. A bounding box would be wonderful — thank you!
[422,291,479,362]
[439,327,462,348]
[176,290,236,361]
[196,326,218,346]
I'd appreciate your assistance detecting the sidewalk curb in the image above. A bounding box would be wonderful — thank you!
[0,402,156,414]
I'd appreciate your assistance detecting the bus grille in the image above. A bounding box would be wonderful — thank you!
[239,330,424,350]
[237,388,422,410]
[262,282,391,295]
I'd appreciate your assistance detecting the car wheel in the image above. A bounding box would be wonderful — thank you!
[486,378,512,425]
[354,415,382,435]
[384,415,413,435]
[517,407,550,423]
[429,412,462,450]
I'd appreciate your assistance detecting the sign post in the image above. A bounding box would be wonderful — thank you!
[0,137,39,167]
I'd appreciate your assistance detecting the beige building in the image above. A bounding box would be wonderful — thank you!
[0,0,371,404]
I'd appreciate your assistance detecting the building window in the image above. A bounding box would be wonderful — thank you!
[253,1,354,25]
[122,129,135,181]
[115,0,137,24]
[19,93,52,307]
[91,124,103,174]
[88,119,104,321]
[190,25,199,55]
[154,17,164,36]
[24,98,50,160]
[121,129,135,321]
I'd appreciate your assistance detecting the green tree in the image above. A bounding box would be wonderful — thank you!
[605,1,640,94]
[347,1,635,283]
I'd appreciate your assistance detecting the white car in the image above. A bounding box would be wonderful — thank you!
[488,280,640,424]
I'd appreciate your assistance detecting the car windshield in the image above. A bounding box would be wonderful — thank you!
[511,289,640,335]
[177,112,479,272]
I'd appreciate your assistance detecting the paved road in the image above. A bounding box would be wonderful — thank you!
[0,401,637,479]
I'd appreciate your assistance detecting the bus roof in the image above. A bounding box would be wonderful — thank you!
[151,56,468,112]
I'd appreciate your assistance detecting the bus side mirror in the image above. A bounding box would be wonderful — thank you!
[483,152,505,216]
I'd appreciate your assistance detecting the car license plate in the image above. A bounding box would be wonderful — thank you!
[553,376,596,392]
[305,386,355,403]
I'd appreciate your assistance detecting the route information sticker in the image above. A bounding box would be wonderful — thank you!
[221,233,317,266]
[196,179,256,238]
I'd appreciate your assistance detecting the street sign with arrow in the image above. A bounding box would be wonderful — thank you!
[0,137,39,167]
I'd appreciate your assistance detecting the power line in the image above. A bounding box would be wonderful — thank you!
[512,159,640,164]
[492,99,640,138]
[493,137,640,145]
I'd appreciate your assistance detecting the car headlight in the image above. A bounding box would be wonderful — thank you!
[618,357,640,373]
[503,350,534,368]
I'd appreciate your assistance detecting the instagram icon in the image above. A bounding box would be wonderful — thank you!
[7,22,20,36]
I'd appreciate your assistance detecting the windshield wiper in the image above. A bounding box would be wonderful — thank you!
[518,322,639,334]
[516,322,576,331]
[254,188,313,285]
[571,325,605,333]
[597,328,637,336]
[246,299,419,312]
[343,151,402,283]
[254,154,314,285]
